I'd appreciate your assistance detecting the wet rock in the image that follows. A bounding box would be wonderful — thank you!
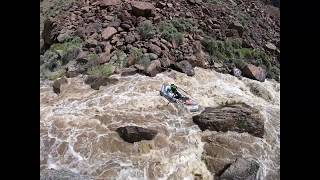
[219,158,260,180]
[192,103,264,138]
[248,82,274,102]
[120,67,138,76]
[116,126,158,143]
[174,60,195,76]
[52,77,68,94]
[131,1,155,17]
[146,59,162,77]
[40,169,90,180]
[242,64,267,82]
[148,44,162,56]
[102,27,117,40]
[84,75,119,90]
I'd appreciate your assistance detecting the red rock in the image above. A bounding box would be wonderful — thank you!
[131,1,155,17]
[148,44,162,56]
[102,27,117,40]
[242,64,267,82]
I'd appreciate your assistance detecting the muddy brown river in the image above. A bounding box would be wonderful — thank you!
[40,68,280,179]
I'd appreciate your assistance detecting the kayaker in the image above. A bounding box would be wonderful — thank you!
[170,84,182,99]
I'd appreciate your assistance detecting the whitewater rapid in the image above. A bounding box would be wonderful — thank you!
[40,67,280,179]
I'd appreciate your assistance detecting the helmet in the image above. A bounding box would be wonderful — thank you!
[170,84,177,91]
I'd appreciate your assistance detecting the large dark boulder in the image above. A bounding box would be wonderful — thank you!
[242,64,267,82]
[174,60,195,76]
[52,77,68,94]
[116,126,157,143]
[84,75,118,90]
[218,158,260,180]
[192,103,264,138]
[131,1,155,17]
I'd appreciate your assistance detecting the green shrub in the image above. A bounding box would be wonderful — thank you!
[50,36,82,53]
[137,54,151,70]
[114,50,128,68]
[87,64,114,77]
[202,37,276,77]
[137,21,156,40]
[159,22,183,42]
[131,48,144,62]
[87,53,98,61]
[171,18,194,32]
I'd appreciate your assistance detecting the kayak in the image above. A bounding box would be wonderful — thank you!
[160,83,200,112]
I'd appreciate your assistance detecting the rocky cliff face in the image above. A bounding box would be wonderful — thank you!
[40,0,280,83]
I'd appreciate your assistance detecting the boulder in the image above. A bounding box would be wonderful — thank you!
[57,30,72,43]
[174,60,195,76]
[148,44,162,56]
[228,21,244,35]
[159,57,172,68]
[102,27,117,40]
[120,67,137,76]
[85,38,98,48]
[219,158,260,180]
[134,64,145,72]
[146,59,162,77]
[125,33,136,44]
[84,76,118,90]
[131,1,155,17]
[148,53,158,60]
[98,52,111,64]
[116,126,158,143]
[242,64,267,82]
[192,103,264,138]
[104,42,113,55]
[52,77,68,94]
